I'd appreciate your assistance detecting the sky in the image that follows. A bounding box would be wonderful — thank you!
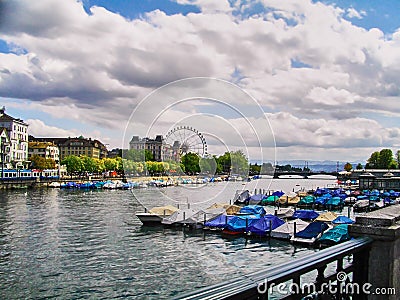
[1,0,400,164]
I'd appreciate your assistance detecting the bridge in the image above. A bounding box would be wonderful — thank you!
[176,205,400,300]
[272,171,339,178]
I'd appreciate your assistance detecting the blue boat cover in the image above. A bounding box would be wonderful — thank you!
[332,216,354,224]
[204,214,234,228]
[319,224,349,244]
[272,191,284,197]
[326,197,343,206]
[315,197,328,205]
[239,205,266,215]
[248,194,265,205]
[295,221,329,238]
[247,214,285,236]
[225,214,261,232]
[292,210,319,220]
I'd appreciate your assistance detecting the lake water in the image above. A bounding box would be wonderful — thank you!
[0,178,338,299]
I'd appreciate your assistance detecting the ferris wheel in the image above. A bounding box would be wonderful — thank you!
[164,126,207,159]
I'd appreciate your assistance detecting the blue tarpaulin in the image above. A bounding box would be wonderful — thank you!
[294,221,329,238]
[204,214,234,228]
[239,205,266,215]
[292,209,319,220]
[225,214,261,232]
[332,216,354,224]
[319,224,349,244]
[247,214,285,236]
[272,191,284,197]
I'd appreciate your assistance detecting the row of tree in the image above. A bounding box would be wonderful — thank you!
[344,149,400,171]
[61,155,123,175]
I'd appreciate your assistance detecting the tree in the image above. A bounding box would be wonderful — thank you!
[29,155,47,170]
[216,152,231,174]
[181,153,200,175]
[344,162,353,172]
[396,150,400,169]
[366,151,380,169]
[199,156,217,175]
[104,158,117,171]
[230,150,249,176]
[378,149,394,169]
[62,155,83,174]
[356,163,363,170]
[81,156,96,173]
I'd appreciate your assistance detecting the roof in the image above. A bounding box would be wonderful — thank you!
[30,136,107,150]
[28,141,57,149]
[0,111,28,126]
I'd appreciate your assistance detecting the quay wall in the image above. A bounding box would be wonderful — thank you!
[349,205,400,300]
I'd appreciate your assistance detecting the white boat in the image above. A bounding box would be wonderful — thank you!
[136,205,179,225]
[48,181,61,188]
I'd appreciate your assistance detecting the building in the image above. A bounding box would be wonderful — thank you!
[29,136,108,161]
[129,135,164,161]
[28,142,59,162]
[108,148,123,158]
[0,107,29,168]
[0,127,11,169]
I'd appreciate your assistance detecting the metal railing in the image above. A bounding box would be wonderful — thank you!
[176,237,372,300]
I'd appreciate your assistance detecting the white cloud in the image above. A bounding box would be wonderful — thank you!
[346,7,367,19]
[0,0,399,160]
[26,119,79,137]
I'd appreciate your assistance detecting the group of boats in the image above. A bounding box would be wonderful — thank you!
[136,202,356,246]
[235,187,400,213]
[135,186,400,247]
[49,180,147,189]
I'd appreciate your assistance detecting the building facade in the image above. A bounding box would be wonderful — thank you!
[28,142,60,162]
[129,135,164,161]
[0,127,11,169]
[0,107,29,168]
[29,136,108,161]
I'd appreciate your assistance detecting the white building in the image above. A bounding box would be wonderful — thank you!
[0,127,11,169]
[28,142,60,163]
[0,107,29,168]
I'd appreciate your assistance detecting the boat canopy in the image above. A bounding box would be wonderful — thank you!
[204,214,234,228]
[271,219,309,239]
[319,224,349,244]
[292,209,319,220]
[180,208,226,224]
[247,214,285,236]
[238,205,266,215]
[233,190,251,204]
[207,203,241,215]
[315,211,337,222]
[294,221,329,239]
[225,214,261,232]
[161,208,197,225]
[298,195,315,205]
[326,197,343,207]
[332,216,354,224]
[148,205,179,216]
[261,195,279,205]
[248,194,265,205]
[272,191,284,197]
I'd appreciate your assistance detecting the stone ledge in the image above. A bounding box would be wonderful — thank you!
[354,205,400,227]
[349,223,400,241]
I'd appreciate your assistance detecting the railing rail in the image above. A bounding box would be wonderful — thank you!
[175,237,372,300]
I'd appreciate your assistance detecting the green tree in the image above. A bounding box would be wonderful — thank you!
[378,149,394,169]
[199,156,217,175]
[62,155,83,174]
[356,163,363,170]
[366,151,380,169]
[81,156,96,173]
[396,150,400,169]
[261,162,275,175]
[249,163,261,175]
[344,162,353,172]
[230,150,249,176]
[181,153,200,175]
[104,158,117,171]
[29,155,47,170]
[216,152,231,174]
